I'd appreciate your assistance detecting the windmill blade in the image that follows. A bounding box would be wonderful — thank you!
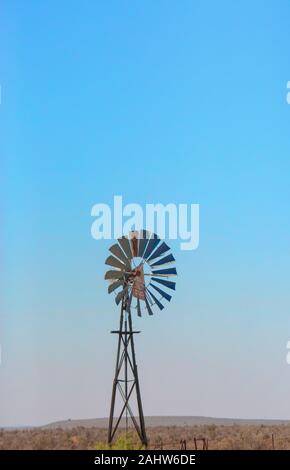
[137,298,142,317]
[105,270,125,281]
[147,242,170,262]
[130,231,139,257]
[150,253,175,267]
[108,279,123,294]
[109,243,131,267]
[115,286,128,305]
[144,291,154,315]
[118,236,133,260]
[138,230,150,258]
[149,283,172,302]
[147,289,153,306]
[105,255,127,271]
[146,288,164,310]
[151,277,176,291]
[152,267,177,276]
[143,237,160,260]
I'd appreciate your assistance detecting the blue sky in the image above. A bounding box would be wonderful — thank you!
[1,0,290,426]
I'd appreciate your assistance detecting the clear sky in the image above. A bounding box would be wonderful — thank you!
[1,0,290,427]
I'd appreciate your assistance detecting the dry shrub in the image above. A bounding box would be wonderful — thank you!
[1,424,290,450]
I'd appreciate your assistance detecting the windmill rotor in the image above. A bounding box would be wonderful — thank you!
[105,230,177,315]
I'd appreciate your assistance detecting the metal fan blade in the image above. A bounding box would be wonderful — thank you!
[105,270,125,280]
[105,255,127,271]
[151,277,176,290]
[152,267,177,276]
[147,289,153,306]
[144,291,154,315]
[146,288,164,310]
[150,253,175,267]
[108,279,123,294]
[143,237,160,260]
[149,283,172,302]
[138,230,150,258]
[115,286,128,305]
[137,298,142,317]
[147,242,170,262]
[109,243,131,267]
[130,231,139,257]
[118,236,133,260]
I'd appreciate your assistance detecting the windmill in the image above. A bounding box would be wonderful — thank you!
[104,230,177,446]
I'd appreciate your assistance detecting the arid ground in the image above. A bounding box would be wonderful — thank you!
[1,424,290,450]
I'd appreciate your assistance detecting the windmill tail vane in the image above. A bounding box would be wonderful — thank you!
[104,230,177,446]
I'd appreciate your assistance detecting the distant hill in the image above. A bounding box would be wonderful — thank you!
[42,416,290,429]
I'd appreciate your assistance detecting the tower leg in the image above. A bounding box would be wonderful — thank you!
[128,310,147,446]
[108,308,124,444]
[107,302,147,447]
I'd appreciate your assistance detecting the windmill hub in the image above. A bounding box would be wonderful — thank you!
[130,268,141,279]
[104,230,177,446]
